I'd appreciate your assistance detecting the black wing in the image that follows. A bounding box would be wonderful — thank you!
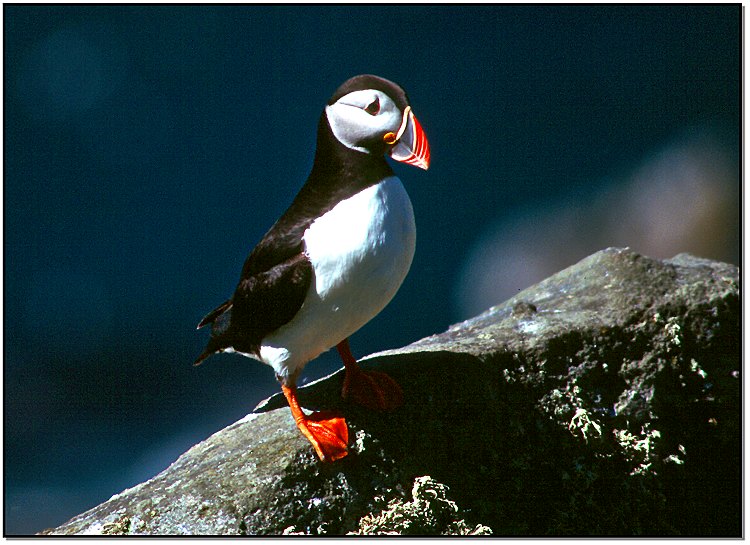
[194,252,312,364]
[195,194,315,359]
[230,251,313,353]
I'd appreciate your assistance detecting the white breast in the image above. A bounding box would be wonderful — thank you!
[258,176,416,381]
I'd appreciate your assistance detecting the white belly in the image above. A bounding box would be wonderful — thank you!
[259,176,416,381]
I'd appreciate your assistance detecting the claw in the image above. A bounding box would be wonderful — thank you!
[342,367,404,411]
[304,411,349,462]
[337,339,404,411]
[282,384,349,462]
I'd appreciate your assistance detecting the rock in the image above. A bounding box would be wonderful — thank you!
[42,248,740,536]
[348,476,492,535]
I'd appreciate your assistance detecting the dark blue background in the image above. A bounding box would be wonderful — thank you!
[4,5,740,535]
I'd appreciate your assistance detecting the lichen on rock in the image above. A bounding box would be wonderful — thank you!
[350,476,492,535]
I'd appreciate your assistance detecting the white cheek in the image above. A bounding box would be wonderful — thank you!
[325,102,402,153]
[326,104,369,152]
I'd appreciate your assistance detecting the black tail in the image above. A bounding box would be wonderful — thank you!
[193,337,223,366]
[194,299,233,366]
[196,299,232,329]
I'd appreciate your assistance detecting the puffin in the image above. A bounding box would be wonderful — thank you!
[194,74,430,462]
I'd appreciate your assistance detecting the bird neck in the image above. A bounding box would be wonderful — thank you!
[307,114,394,194]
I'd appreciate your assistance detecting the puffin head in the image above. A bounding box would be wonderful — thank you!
[325,74,430,170]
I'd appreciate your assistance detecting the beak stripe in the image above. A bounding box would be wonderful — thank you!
[395,106,412,141]
[402,111,430,170]
[389,107,430,170]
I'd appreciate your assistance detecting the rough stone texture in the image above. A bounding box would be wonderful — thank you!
[347,476,492,535]
[42,248,740,536]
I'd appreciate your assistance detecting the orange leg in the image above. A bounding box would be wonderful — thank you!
[281,383,349,462]
[337,338,404,411]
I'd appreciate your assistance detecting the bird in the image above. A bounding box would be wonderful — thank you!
[194,74,430,462]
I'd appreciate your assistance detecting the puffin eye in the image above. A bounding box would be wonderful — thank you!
[364,96,380,115]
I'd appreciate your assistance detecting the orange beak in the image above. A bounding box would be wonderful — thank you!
[389,106,430,170]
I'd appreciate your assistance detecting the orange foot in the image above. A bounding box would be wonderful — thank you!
[337,339,404,412]
[282,384,349,462]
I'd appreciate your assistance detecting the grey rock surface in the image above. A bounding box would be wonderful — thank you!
[43,248,740,536]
